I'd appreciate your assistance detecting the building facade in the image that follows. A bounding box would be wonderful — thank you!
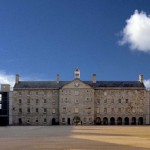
[0,84,11,126]
[12,69,148,125]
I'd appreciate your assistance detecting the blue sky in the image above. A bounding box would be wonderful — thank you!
[0,0,150,88]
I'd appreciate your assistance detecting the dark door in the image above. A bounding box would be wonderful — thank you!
[52,118,56,125]
[68,118,70,125]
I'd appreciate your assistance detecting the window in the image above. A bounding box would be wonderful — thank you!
[89,118,92,123]
[111,99,114,103]
[104,99,107,103]
[96,108,100,114]
[52,109,56,114]
[19,108,22,113]
[36,119,38,123]
[19,99,22,104]
[44,99,47,103]
[111,108,114,113]
[75,108,79,113]
[0,104,2,109]
[83,117,86,122]
[62,118,65,122]
[27,99,30,104]
[36,91,38,95]
[44,118,47,123]
[104,108,107,113]
[96,99,100,104]
[44,108,47,113]
[118,99,121,103]
[19,92,21,95]
[63,107,66,113]
[27,108,30,113]
[0,94,2,103]
[36,99,39,104]
[36,108,39,113]
[126,99,128,103]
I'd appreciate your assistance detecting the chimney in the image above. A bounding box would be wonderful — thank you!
[56,74,60,83]
[92,74,96,83]
[139,74,143,83]
[15,74,19,84]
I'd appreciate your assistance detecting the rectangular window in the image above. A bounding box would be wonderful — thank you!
[75,108,79,113]
[19,108,22,113]
[19,92,21,95]
[19,99,22,104]
[62,118,65,122]
[126,99,128,103]
[36,108,39,113]
[52,109,56,114]
[96,108,100,114]
[104,99,107,103]
[44,108,47,113]
[63,107,66,113]
[44,99,47,103]
[104,108,107,113]
[118,99,121,103]
[44,118,47,123]
[0,94,2,103]
[0,104,2,109]
[36,99,39,104]
[111,99,114,103]
[27,108,30,113]
[111,108,114,113]
[27,99,30,104]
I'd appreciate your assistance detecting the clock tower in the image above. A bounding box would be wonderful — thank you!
[74,68,80,79]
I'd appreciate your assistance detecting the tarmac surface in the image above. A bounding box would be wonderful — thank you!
[0,126,150,150]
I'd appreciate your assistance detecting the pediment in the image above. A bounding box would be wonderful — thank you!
[61,79,92,89]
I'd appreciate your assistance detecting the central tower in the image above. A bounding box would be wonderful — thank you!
[74,67,80,79]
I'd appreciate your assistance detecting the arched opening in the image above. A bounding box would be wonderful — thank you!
[103,117,108,125]
[73,116,81,125]
[117,117,122,125]
[124,117,129,125]
[52,118,56,125]
[138,117,143,125]
[95,117,101,125]
[131,117,136,125]
[110,117,115,125]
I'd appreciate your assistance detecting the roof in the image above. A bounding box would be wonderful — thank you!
[14,80,145,89]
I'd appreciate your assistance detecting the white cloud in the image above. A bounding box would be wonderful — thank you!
[0,71,15,88]
[119,10,150,53]
[144,79,150,89]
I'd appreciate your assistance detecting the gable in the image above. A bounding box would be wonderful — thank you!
[61,79,93,89]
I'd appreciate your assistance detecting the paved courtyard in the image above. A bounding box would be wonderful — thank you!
[0,126,150,150]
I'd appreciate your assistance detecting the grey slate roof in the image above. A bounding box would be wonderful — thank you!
[14,81,145,89]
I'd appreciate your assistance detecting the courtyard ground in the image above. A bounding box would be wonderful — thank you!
[0,126,150,150]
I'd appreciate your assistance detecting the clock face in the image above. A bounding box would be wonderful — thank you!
[74,82,79,87]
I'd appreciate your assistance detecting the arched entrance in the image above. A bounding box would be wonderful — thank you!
[73,116,81,125]
[117,117,122,125]
[110,117,115,125]
[124,117,129,125]
[138,117,143,125]
[52,118,56,125]
[131,117,136,125]
[103,117,108,125]
[95,117,101,125]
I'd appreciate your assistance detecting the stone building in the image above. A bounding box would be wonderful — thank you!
[12,69,147,125]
